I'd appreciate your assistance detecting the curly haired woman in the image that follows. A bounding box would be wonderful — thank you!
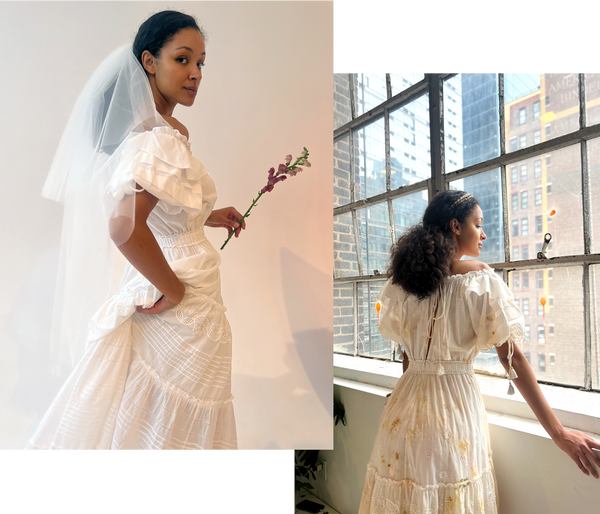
[359,190,600,513]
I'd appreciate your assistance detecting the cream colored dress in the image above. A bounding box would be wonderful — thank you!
[27,126,237,450]
[359,269,524,514]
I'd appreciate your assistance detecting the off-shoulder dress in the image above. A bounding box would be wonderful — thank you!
[27,126,237,450]
[359,269,525,514]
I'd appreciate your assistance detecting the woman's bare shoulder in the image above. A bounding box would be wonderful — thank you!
[450,259,491,276]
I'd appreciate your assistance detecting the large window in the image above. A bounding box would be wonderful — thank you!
[334,73,600,391]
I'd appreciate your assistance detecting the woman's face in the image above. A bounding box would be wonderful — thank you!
[143,27,206,116]
[452,205,486,258]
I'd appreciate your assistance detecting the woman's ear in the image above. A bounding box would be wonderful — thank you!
[141,50,157,75]
[450,219,460,235]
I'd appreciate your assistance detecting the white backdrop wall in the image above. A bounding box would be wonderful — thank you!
[0,1,333,450]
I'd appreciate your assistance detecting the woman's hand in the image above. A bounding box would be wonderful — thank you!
[135,271,185,316]
[553,428,600,478]
[136,294,181,315]
[205,207,246,238]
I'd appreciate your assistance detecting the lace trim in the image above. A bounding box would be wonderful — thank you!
[365,464,495,492]
[364,465,497,514]
[445,268,496,281]
[95,303,133,328]
[175,304,232,345]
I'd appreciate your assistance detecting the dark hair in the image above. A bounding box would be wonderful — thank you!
[133,10,205,65]
[93,12,203,155]
[388,190,480,300]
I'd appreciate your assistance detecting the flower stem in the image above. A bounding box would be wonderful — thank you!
[220,191,265,250]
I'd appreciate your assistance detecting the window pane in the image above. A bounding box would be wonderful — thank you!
[357,280,390,358]
[512,266,585,387]
[334,212,358,278]
[450,168,504,264]
[390,94,431,188]
[391,190,428,240]
[390,73,424,96]
[356,203,392,275]
[585,74,600,126]
[334,74,352,130]
[354,118,386,200]
[444,74,500,173]
[334,133,351,207]
[508,145,583,261]
[590,264,600,390]
[353,73,387,117]
[505,74,579,154]
[334,282,355,355]
[585,137,600,253]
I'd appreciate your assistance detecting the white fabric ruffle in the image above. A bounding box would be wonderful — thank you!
[106,126,210,214]
[360,464,499,514]
[462,269,525,352]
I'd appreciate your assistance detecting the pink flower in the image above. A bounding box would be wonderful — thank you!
[260,174,287,194]
[222,147,308,250]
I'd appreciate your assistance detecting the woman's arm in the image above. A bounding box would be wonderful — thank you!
[495,342,600,478]
[496,342,563,437]
[109,189,185,315]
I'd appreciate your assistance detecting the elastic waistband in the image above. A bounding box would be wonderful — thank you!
[407,360,474,375]
[154,227,206,249]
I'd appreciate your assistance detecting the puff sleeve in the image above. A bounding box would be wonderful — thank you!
[464,269,525,380]
[377,279,409,345]
[107,127,208,214]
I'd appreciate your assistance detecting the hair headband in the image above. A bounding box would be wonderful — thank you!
[451,193,471,208]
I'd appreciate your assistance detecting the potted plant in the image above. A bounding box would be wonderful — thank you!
[292,398,346,498]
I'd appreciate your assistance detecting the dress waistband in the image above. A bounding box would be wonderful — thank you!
[407,360,474,375]
[154,227,206,249]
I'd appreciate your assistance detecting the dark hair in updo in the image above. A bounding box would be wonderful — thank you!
[133,10,205,65]
[389,190,480,300]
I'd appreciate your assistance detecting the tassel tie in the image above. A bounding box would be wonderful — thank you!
[425,290,447,375]
[506,339,518,395]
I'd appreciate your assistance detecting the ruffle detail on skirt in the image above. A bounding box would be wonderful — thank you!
[24,323,135,450]
[360,465,498,514]
[110,351,236,450]
[25,321,237,450]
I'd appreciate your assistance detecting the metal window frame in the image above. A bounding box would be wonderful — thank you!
[334,73,600,391]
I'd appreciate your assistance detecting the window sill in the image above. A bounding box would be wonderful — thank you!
[334,354,600,438]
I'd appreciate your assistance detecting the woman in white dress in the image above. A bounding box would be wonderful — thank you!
[27,11,244,449]
[359,190,600,513]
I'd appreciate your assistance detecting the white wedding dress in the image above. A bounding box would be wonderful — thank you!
[27,126,237,450]
[360,269,524,513]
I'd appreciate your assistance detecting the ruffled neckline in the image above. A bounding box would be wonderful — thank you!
[152,126,191,151]
[446,268,496,281]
